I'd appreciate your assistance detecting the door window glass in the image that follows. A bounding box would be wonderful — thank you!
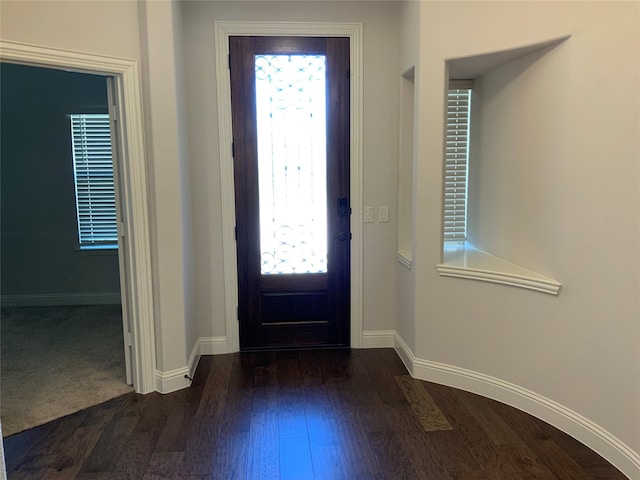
[255,54,328,274]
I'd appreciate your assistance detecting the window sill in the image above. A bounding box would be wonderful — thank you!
[76,245,118,256]
[437,243,561,295]
[396,250,413,270]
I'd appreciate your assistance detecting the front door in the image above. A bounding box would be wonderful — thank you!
[229,36,350,350]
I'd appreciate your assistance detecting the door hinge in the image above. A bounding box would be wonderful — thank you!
[234,225,237,240]
[119,221,126,238]
[228,53,231,70]
[232,141,234,157]
[126,331,133,347]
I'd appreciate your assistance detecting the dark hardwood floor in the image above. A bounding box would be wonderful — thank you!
[4,349,628,479]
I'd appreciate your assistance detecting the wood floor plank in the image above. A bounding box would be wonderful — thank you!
[455,389,523,446]
[132,392,175,435]
[109,431,156,479]
[277,353,308,440]
[253,351,278,389]
[498,443,559,480]
[387,404,453,480]
[245,409,280,480]
[12,408,89,477]
[195,354,234,418]
[377,347,410,375]
[309,445,349,480]
[583,466,629,479]
[540,421,618,470]
[279,435,314,480]
[327,401,383,479]
[220,355,254,435]
[176,416,221,476]
[177,355,235,476]
[423,382,525,480]
[41,404,119,480]
[425,429,489,479]
[3,423,55,474]
[209,432,249,480]
[4,349,627,480]
[489,400,593,480]
[74,473,111,480]
[154,402,193,453]
[4,422,55,472]
[305,400,349,480]
[362,350,407,406]
[395,375,453,432]
[144,452,183,478]
[78,414,139,475]
[367,430,423,480]
[5,454,55,480]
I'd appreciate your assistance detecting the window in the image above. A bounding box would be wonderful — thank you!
[70,113,118,249]
[444,81,472,242]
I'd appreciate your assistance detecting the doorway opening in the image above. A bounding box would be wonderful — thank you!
[0,63,134,436]
[0,40,157,397]
[214,21,364,352]
[230,36,351,350]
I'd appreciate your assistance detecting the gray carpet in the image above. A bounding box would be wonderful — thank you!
[0,304,134,437]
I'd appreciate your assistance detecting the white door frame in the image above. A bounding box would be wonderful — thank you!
[214,21,364,351]
[0,40,157,394]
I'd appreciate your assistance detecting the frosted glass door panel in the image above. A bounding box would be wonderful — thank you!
[255,54,328,275]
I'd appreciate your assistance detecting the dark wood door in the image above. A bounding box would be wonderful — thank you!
[230,36,350,350]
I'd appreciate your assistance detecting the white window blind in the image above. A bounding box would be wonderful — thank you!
[70,114,118,248]
[445,81,472,241]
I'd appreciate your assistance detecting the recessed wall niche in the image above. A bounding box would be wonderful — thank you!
[439,36,569,294]
[397,66,415,269]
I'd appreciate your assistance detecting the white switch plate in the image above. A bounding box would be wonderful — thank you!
[378,206,389,223]
[364,207,374,223]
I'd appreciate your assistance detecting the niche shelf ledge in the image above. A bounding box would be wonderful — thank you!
[437,243,561,295]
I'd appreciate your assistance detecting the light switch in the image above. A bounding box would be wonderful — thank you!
[378,206,389,223]
[364,207,374,223]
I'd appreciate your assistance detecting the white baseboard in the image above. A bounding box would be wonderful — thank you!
[199,336,229,355]
[361,330,396,348]
[1,292,121,307]
[154,366,191,394]
[155,336,228,394]
[393,332,640,479]
[187,337,202,385]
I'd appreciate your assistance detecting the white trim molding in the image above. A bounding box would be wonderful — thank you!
[396,250,413,270]
[362,330,396,348]
[1,293,121,307]
[214,21,364,351]
[199,336,230,355]
[0,40,157,394]
[393,332,640,479]
[155,366,192,394]
[438,243,561,295]
[155,336,229,393]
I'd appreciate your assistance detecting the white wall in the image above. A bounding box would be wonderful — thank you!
[0,1,141,60]
[181,1,401,340]
[3,0,637,473]
[137,0,194,372]
[413,0,639,467]
[0,0,194,376]
[0,63,120,303]
[395,0,421,352]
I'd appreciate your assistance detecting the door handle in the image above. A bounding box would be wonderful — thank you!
[336,232,350,241]
[337,197,350,217]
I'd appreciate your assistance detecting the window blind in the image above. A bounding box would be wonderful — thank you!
[70,114,118,248]
[444,81,472,241]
